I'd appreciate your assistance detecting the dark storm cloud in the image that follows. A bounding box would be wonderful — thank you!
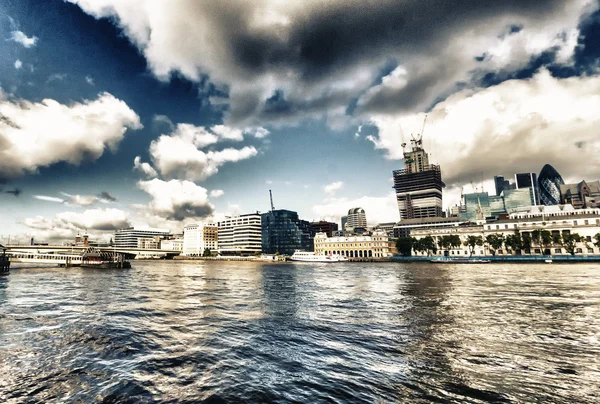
[98,191,117,202]
[70,0,594,127]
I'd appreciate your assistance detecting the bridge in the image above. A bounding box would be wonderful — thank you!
[4,245,181,260]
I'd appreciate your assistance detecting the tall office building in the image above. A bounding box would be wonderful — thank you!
[218,213,262,256]
[538,164,564,206]
[493,175,515,196]
[183,223,218,256]
[515,172,539,205]
[341,216,348,231]
[261,210,313,255]
[393,142,444,220]
[345,208,367,231]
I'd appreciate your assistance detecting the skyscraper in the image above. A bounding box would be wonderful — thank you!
[515,172,539,205]
[538,164,564,206]
[393,138,444,220]
[493,175,514,196]
[345,208,367,231]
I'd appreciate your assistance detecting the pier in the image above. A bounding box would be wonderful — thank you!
[4,246,132,269]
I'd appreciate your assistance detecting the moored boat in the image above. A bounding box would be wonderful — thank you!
[290,251,348,262]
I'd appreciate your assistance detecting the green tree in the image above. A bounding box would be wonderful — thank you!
[531,230,541,246]
[485,234,504,256]
[203,248,212,257]
[396,237,414,256]
[464,235,483,257]
[505,232,523,255]
[254,251,262,257]
[552,232,562,246]
[562,233,582,255]
[448,235,462,250]
[420,236,437,256]
[521,233,532,251]
[594,233,600,248]
[541,230,552,247]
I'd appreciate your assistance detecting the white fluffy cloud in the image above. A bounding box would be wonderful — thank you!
[147,123,259,181]
[32,192,118,207]
[324,181,344,195]
[10,30,37,48]
[367,70,600,187]
[137,178,214,221]
[21,207,131,242]
[210,189,225,198]
[312,192,399,225]
[14,60,22,69]
[67,0,594,127]
[0,92,142,179]
[133,156,158,178]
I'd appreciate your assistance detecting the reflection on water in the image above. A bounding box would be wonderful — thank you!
[1,261,599,402]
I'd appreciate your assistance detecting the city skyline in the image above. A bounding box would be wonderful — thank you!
[2,1,600,243]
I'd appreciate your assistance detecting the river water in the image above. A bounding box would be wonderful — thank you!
[1,261,599,403]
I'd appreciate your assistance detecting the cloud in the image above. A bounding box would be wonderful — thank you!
[312,192,399,225]
[61,193,100,207]
[21,207,131,242]
[367,70,600,188]
[10,30,37,48]
[14,60,22,69]
[324,181,344,195]
[137,178,215,221]
[34,195,64,203]
[0,92,142,179]
[68,0,594,128]
[211,125,244,141]
[85,75,95,85]
[148,123,259,181]
[210,189,224,198]
[47,73,67,83]
[98,191,117,202]
[133,156,158,178]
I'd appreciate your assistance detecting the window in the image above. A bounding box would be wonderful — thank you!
[497,249,503,254]
[584,220,589,225]
[505,225,508,229]
[576,248,582,254]
[587,236,592,242]
[496,225,499,230]
[588,248,594,254]
[555,248,561,253]
[574,221,578,226]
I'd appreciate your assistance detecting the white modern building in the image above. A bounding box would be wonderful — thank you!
[218,213,262,256]
[183,223,218,256]
[410,205,600,257]
[161,237,184,252]
[114,227,170,249]
[314,230,397,260]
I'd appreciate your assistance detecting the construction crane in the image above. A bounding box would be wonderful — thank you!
[415,114,427,147]
[269,189,275,211]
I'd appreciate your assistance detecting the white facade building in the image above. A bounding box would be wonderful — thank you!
[161,237,183,251]
[410,205,600,257]
[314,231,397,260]
[115,227,170,248]
[183,223,218,256]
[218,213,262,256]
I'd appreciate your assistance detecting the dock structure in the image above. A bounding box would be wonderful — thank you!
[1,244,9,274]
[4,246,131,269]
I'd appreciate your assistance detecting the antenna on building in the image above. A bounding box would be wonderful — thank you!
[269,189,275,211]
[480,172,484,193]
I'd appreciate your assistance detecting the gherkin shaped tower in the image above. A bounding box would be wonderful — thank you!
[538,164,564,205]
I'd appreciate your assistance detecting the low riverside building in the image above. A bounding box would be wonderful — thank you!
[314,231,397,260]
[161,237,183,252]
[218,213,262,256]
[115,227,170,248]
[410,205,600,257]
[183,223,218,256]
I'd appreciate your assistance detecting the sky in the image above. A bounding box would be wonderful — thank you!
[1,0,600,243]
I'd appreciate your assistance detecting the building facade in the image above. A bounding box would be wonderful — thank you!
[183,223,218,256]
[515,172,539,205]
[314,231,397,260]
[393,143,444,220]
[310,221,339,237]
[493,175,515,196]
[410,205,600,257]
[160,237,183,251]
[114,227,170,248]
[261,209,313,255]
[345,207,367,231]
[538,164,564,206]
[560,180,600,209]
[218,213,262,256]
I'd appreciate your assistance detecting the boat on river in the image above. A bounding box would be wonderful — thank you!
[290,251,348,262]
[430,258,491,264]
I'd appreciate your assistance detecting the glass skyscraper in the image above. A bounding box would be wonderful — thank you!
[261,210,314,255]
[538,164,564,205]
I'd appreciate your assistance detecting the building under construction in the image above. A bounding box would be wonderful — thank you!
[393,117,445,220]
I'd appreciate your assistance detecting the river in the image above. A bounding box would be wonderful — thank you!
[1,261,599,403]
